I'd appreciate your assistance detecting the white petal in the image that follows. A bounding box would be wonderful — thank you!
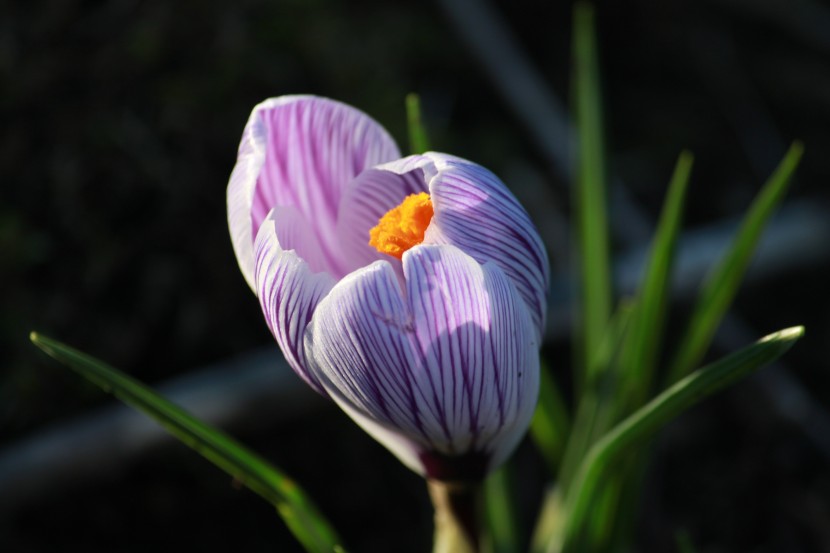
[305,244,539,478]
[255,212,336,395]
[228,95,400,289]
[424,153,550,341]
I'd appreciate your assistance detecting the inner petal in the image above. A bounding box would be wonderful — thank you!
[334,166,430,276]
[250,97,401,276]
[267,205,332,275]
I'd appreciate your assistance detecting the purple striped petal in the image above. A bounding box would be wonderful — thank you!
[305,245,539,478]
[404,245,539,469]
[305,261,438,450]
[353,153,550,339]
[228,95,400,289]
[424,153,550,341]
[255,211,336,396]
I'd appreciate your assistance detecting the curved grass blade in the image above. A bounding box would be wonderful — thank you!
[557,301,634,497]
[529,317,631,553]
[568,154,691,552]
[553,326,804,553]
[572,0,612,385]
[484,464,520,553]
[618,151,693,409]
[529,358,571,472]
[30,332,346,553]
[666,142,803,384]
[405,93,430,154]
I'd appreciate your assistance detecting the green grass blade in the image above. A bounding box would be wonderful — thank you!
[557,302,634,496]
[619,151,693,407]
[529,358,570,472]
[573,1,612,385]
[666,142,803,384]
[30,332,345,553]
[484,464,520,553]
[581,470,624,550]
[567,154,691,552]
[554,326,804,553]
[405,93,430,154]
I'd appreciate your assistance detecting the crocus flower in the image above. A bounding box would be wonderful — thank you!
[227,95,549,481]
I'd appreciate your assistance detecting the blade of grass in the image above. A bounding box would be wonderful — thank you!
[30,332,345,553]
[570,154,692,552]
[484,464,520,553]
[405,93,430,154]
[572,0,612,386]
[553,326,804,553]
[666,142,803,384]
[532,303,633,553]
[556,301,634,496]
[618,151,693,410]
[529,358,571,472]
[581,468,624,550]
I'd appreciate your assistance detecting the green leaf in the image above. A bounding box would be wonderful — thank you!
[572,1,612,387]
[405,93,430,154]
[30,332,346,553]
[557,301,634,496]
[553,326,804,553]
[619,151,693,408]
[529,358,570,472]
[484,464,520,553]
[666,142,804,384]
[565,154,692,552]
[580,471,624,550]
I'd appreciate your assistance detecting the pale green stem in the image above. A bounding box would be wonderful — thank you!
[428,480,482,553]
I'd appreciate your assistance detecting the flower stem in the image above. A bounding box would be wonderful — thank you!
[428,480,482,553]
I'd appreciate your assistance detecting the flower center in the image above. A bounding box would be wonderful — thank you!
[369,192,433,260]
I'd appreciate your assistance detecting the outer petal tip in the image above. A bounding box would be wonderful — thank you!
[228,95,402,289]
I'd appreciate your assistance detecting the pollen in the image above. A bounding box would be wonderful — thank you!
[369,192,434,260]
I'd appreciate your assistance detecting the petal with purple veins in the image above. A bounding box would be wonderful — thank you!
[305,244,538,478]
[404,245,539,466]
[304,260,439,452]
[255,211,336,396]
[228,95,400,289]
[424,153,550,341]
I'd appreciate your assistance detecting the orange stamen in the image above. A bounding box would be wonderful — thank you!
[369,192,434,260]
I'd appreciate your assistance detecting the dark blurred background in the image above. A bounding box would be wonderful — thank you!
[2,0,830,551]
